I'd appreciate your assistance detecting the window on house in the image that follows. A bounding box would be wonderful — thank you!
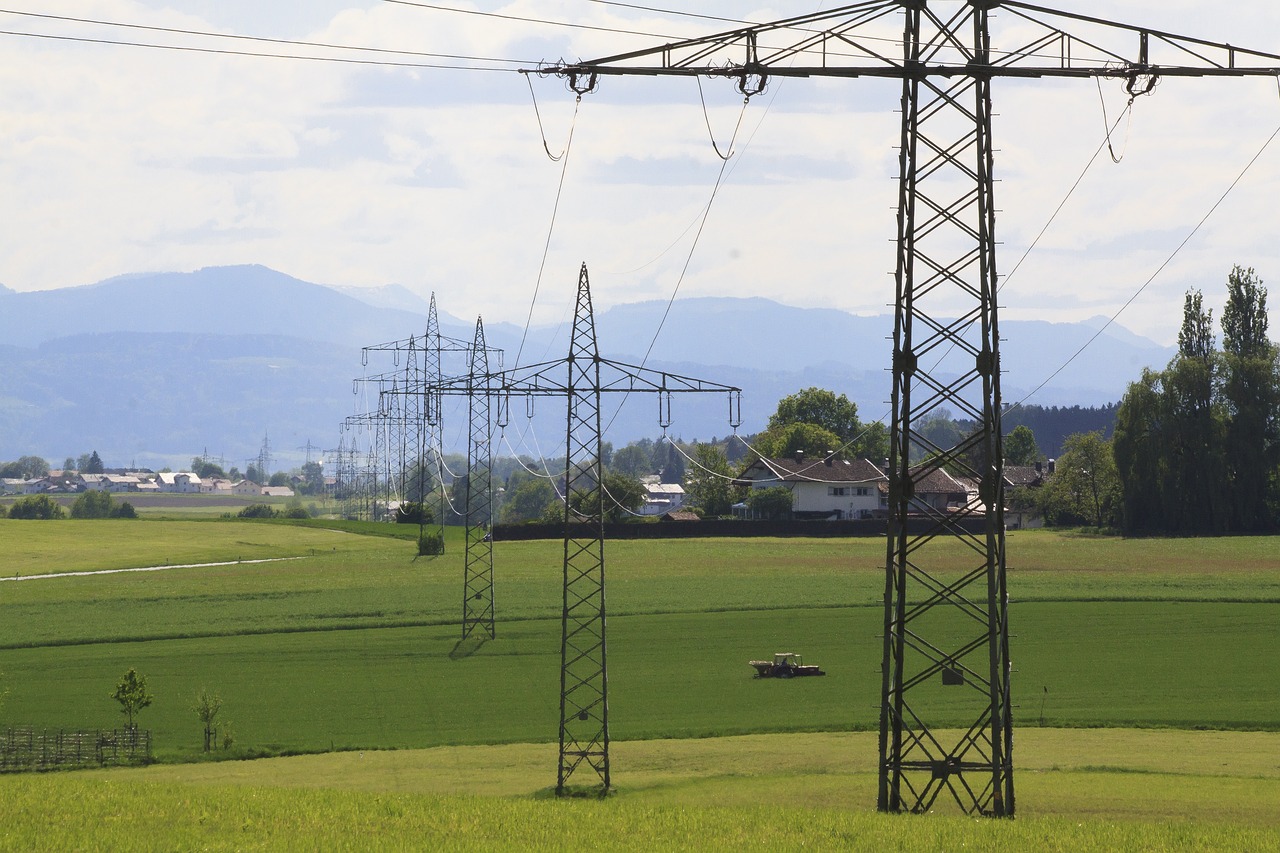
[828,487,847,496]
[856,487,870,496]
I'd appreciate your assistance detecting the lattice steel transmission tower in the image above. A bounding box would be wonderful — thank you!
[462,317,496,640]
[558,263,609,792]
[418,263,741,794]
[355,294,498,543]
[529,1,1280,816]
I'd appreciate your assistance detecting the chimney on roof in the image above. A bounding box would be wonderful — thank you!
[824,452,834,466]
[883,457,890,474]
[1035,461,1042,474]
[794,449,805,464]
[1048,458,1056,475]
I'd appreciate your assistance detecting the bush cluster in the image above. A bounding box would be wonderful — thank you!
[8,493,136,519]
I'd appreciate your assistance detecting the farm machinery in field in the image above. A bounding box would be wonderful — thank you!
[749,652,825,679]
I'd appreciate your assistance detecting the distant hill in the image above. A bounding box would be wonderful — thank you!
[0,265,1173,470]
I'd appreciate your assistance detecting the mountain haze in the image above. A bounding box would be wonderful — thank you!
[0,266,1172,470]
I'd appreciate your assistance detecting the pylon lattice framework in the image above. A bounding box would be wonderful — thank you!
[530,0,1280,816]
[416,263,741,794]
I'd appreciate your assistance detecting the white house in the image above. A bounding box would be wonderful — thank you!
[232,480,262,496]
[640,483,686,516]
[736,452,888,519]
[200,478,235,494]
[157,472,203,493]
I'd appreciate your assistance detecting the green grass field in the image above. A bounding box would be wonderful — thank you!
[1,520,1278,848]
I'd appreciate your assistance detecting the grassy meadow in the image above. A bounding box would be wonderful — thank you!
[1,517,1278,848]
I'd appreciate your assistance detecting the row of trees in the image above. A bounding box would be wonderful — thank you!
[0,451,102,480]
[1012,266,1279,533]
[1114,267,1279,533]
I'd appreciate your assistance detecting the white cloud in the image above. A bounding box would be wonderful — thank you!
[1,1,1278,347]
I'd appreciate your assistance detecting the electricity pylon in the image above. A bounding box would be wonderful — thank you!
[462,316,495,640]
[529,1,1280,816]
[418,263,741,795]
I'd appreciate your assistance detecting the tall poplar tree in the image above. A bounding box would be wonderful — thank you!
[1220,266,1279,530]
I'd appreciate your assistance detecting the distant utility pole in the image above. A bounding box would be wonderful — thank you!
[298,440,321,466]
[257,434,272,483]
[531,1,1280,817]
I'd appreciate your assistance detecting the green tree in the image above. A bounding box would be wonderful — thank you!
[394,501,432,524]
[1220,266,1278,531]
[500,478,557,524]
[71,490,115,519]
[746,485,794,520]
[1166,290,1229,532]
[112,668,153,731]
[1041,431,1121,528]
[683,443,733,516]
[300,461,325,495]
[599,471,645,523]
[0,456,50,479]
[8,495,65,519]
[1114,369,1171,532]
[766,387,887,460]
[268,472,289,488]
[1004,425,1040,466]
[192,688,223,753]
[769,387,861,441]
[611,442,653,477]
[755,422,844,461]
[84,451,104,475]
[192,457,226,479]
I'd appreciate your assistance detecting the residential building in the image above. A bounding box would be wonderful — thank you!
[736,451,888,519]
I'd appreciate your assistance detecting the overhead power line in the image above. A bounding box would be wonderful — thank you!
[381,0,682,39]
[0,27,520,70]
[0,8,529,65]
[583,1,750,26]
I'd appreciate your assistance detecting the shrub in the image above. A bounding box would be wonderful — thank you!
[71,490,115,519]
[8,495,65,519]
[417,531,444,556]
[280,499,309,519]
[237,503,277,519]
[111,501,138,519]
[396,502,433,524]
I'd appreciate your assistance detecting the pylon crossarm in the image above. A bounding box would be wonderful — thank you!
[413,359,741,398]
[531,2,1280,83]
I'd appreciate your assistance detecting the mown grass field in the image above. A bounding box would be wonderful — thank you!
[1,519,1278,848]
[2,731,1279,849]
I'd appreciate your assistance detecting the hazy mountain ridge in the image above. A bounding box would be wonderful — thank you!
[0,266,1173,469]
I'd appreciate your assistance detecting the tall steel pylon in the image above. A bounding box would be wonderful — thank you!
[421,294,446,551]
[415,263,741,794]
[530,1,1280,816]
[462,317,495,640]
[559,263,609,792]
[356,293,490,547]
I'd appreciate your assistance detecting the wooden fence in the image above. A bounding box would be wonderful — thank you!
[0,726,152,772]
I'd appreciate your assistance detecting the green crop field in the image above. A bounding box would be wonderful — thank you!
[1,520,1278,849]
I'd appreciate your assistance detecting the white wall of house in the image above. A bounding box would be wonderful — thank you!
[790,481,880,518]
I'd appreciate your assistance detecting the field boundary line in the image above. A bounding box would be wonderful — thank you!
[2,557,303,583]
